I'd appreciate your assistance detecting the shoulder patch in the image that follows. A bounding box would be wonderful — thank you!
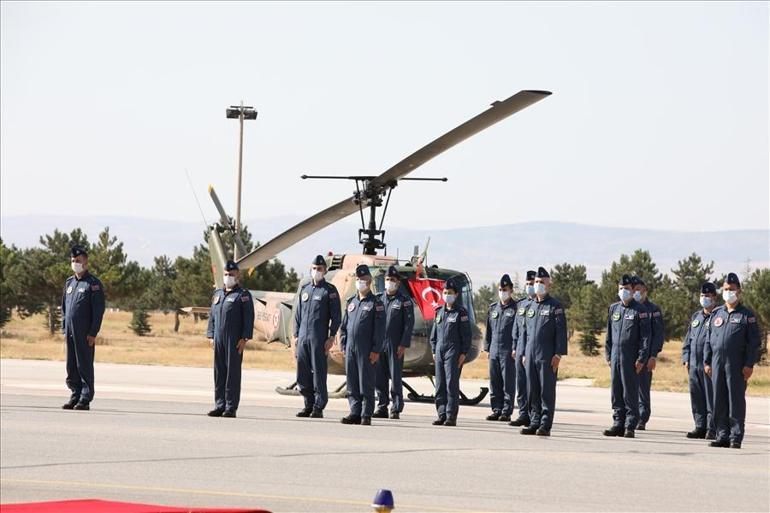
[554,308,563,315]
[639,312,648,318]
[748,317,756,323]
[241,294,251,302]
[402,300,411,306]
[460,315,469,322]
[653,311,661,317]
[91,284,100,291]
[328,292,338,299]
[376,304,384,312]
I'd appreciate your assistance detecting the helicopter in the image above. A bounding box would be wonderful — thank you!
[198,90,551,405]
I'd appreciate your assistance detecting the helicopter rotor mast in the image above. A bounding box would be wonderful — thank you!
[300,175,448,255]
[234,90,552,271]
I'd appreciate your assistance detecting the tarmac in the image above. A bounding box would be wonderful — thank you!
[1,359,768,512]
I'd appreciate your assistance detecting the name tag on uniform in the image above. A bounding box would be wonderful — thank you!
[505,310,514,317]
[392,301,401,310]
[447,313,458,323]
[77,287,86,293]
[730,317,741,324]
[540,309,550,316]
[624,314,635,320]
[226,297,236,302]
[362,304,373,311]
[313,294,322,301]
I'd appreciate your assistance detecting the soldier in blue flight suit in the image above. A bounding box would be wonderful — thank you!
[681,282,718,440]
[632,276,665,430]
[603,274,651,438]
[704,272,761,449]
[509,269,536,427]
[519,267,568,437]
[373,266,415,420]
[430,278,472,427]
[293,255,342,419]
[484,274,517,422]
[61,245,105,411]
[206,261,254,418]
[340,265,386,425]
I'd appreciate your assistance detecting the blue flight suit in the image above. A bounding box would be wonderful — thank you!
[511,297,531,422]
[605,300,651,429]
[375,291,415,414]
[704,304,761,444]
[682,309,715,433]
[521,296,568,430]
[484,299,517,416]
[638,300,665,425]
[340,292,386,418]
[207,286,254,412]
[293,279,341,412]
[430,305,472,421]
[61,272,105,404]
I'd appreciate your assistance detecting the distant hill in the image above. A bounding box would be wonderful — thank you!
[1,215,767,285]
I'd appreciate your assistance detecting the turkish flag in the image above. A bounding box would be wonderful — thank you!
[406,277,446,320]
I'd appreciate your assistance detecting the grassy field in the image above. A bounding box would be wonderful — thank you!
[1,311,768,396]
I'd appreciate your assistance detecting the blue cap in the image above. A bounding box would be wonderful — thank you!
[70,245,88,258]
[444,278,459,292]
[499,274,513,288]
[386,265,401,280]
[619,274,632,286]
[312,255,327,266]
[725,272,741,287]
[526,270,536,281]
[356,264,371,278]
[537,266,549,278]
[631,276,646,287]
[701,282,716,294]
[225,260,239,272]
[372,489,394,510]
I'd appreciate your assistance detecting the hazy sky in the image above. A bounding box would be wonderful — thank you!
[2,1,768,236]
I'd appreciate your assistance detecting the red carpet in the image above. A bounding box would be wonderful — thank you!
[0,499,270,513]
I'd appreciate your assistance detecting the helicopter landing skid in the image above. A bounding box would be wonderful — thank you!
[403,377,489,406]
[275,381,348,399]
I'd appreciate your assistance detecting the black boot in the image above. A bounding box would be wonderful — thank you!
[486,412,501,421]
[686,428,707,439]
[389,412,400,420]
[295,409,312,418]
[341,414,362,425]
[432,417,446,426]
[222,410,236,418]
[624,429,635,438]
[207,408,225,417]
[520,426,538,435]
[603,425,624,437]
[372,409,389,419]
[509,417,530,427]
[499,415,511,422]
[705,430,716,440]
[536,427,551,436]
[709,439,730,448]
[361,417,372,426]
[62,398,78,410]
[310,409,324,418]
[73,401,90,411]
[443,418,456,427]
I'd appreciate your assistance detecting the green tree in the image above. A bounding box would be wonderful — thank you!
[0,239,21,328]
[129,307,152,336]
[142,255,184,331]
[742,268,770,363]
[570,282,605,356]
[87,227,144,307]
[600,249,663,305]
[671,253,714,313]
[473,282,496,323]
[549,263,588,309]
[652,275,691,341]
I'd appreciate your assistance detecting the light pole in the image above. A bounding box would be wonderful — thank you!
[226,102,258,260]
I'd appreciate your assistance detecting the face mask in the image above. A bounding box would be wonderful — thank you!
[534,283,546,297]
[700,296,713,309]
[310,269,324,283]
[356,280,369,292]
[443,293,456,305]
[385,281,398,293]
[525,284,535,297]
[223,275,237,288]
[71,262,84,274]
[633,291,643,302]
[722,290,738,305]
[498,290,511,302]
[618,288,632,302]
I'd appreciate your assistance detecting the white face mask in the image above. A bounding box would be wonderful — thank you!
[223,275,237,288]
[356,280,369,292]
[534,283,546,297]
[71,262,84,274]
[525,284,535,297]
[722,290,738,305]
[385,280,398,293]
[618,288,632,302]
[498,290,511,302]
[633,290,643,302]
[443,293,456,305]
[700,296,713,309]
[310,269,325,283]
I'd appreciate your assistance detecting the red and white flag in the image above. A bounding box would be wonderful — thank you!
[406,277,446,320]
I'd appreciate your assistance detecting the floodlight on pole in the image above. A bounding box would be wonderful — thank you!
[226,101,258,259]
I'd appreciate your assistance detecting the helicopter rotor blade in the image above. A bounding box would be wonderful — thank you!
[368,90,551,190]
[208,185,248,258]
[236,196,360,270]
[235,90,551,270]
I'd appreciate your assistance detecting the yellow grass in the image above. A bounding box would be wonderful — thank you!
[1,312,768,396]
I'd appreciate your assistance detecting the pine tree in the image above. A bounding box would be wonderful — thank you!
[570,283,605,356]
[129,308,152,336]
